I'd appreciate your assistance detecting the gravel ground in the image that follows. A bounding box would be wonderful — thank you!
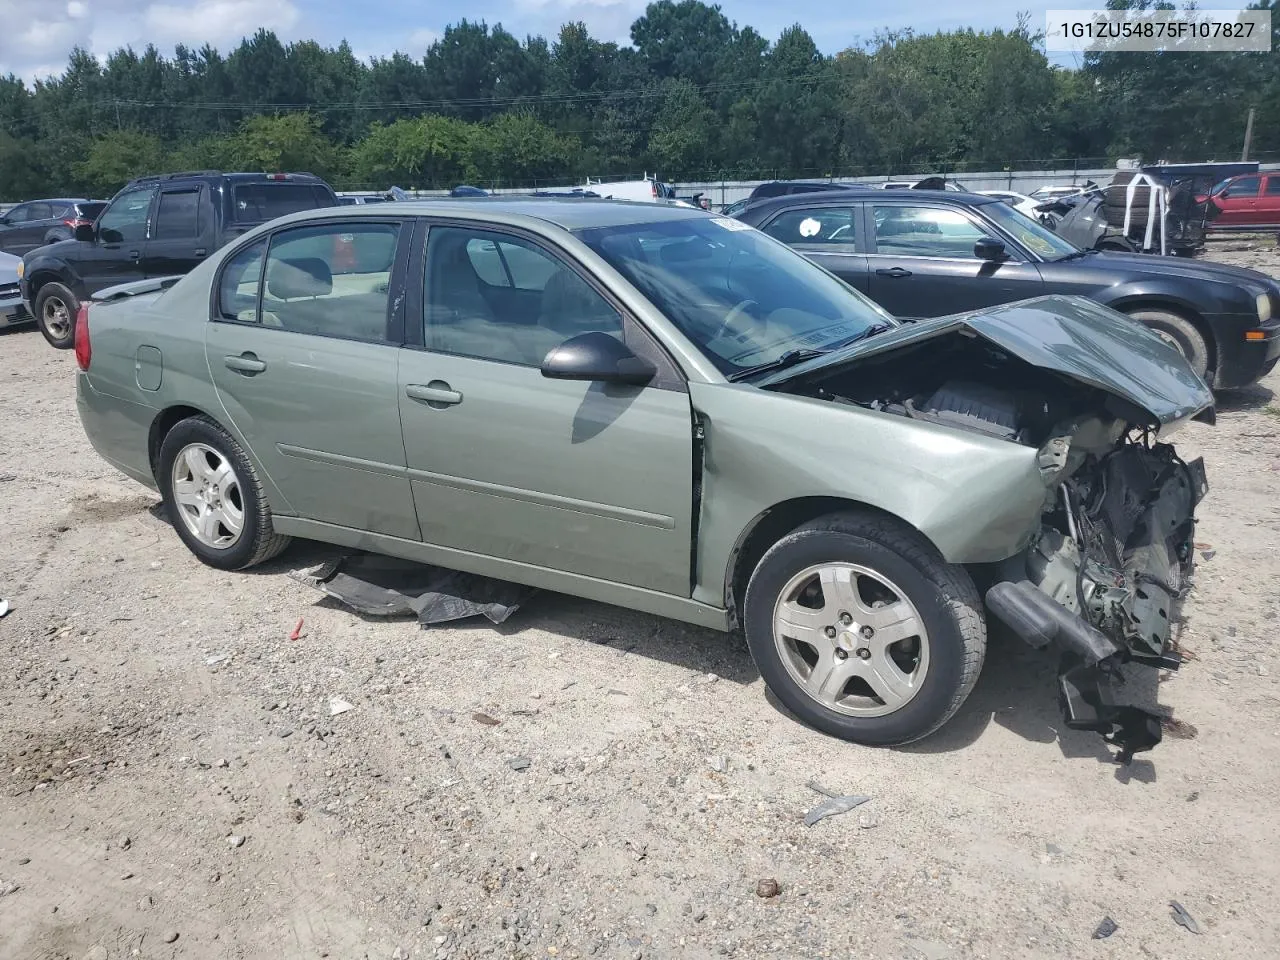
[2,243,1280,960]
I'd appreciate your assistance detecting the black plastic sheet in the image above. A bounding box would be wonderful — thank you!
[290,553,537,626]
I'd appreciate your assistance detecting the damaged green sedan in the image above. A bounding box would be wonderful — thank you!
[73,200,1213,758]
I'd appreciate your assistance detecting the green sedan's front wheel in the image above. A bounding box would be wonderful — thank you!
[743,512,986,746]
[157,416,291,570]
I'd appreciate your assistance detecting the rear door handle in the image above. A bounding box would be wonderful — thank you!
[128,250,140,260]
[875,267,912,278]
[224,353,266,375]
[405,382,463,406]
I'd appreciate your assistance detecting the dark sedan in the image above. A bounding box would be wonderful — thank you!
[0,199,105,256]
[736,190,1280,389]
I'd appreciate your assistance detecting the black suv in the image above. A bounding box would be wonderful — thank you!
[21,172,338,348]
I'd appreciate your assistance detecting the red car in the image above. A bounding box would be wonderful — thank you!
[1202,172,1280,230]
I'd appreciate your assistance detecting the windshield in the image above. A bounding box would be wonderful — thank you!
[578,217,895,375]
[980,199,1080,260]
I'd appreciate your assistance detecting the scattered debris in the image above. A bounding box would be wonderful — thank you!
[508,757,532,772]
[754,878,780,899]
[227,835,245,848]
[17,858,30,866]
[120,836,131,850]
[329,698,354,717]
[149,561,163,570]
[0,881,19,898]
[289,617,305,641]
[0,599,10,619]
[120,872,134,881]
[510,708,539,717]
[1092,917,1118,939]
[163,932,179,944]
[1170,900,1201,934]
[205,654,229,666]
[472,712,500,727]
[857,813,879,830]
[0,473,14,482]
[216,759,229,769]
[1186,790,1200,802]
[709,755,727,773]
[804,781,871,827]
[1200,550,1216,561]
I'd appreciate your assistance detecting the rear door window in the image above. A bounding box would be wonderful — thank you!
[232,183,334,223]
[153,189,202,239]
[26,202,53,221]
[1266,177,1280,197]
[763,207,858,246]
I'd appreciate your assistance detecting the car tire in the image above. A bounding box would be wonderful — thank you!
[742,511,985,746]
[1125,309,1210,378]
[43,229,69,245]
[34,282,80,350]
[157,416,292,570]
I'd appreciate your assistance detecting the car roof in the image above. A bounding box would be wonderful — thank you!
[269,197,710,232]
[23,198,86,204]
[736,188,1001,221]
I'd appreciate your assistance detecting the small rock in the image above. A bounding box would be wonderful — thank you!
[709,756,727,773]
[205,654,229,666]
[163,932,179,944]
[472,712,500,726]
[858,813,879,829]
[329,698,354,717]
[119,872,134,880]
[508,757,532,772]
[120,836,131,850]
[277,728,294,739]
[1092,916,1118,939]
[17,858,30,866]
[0,881,19,897]
[755,878,780,898]
[216,759,229,769]
[1046,843,1063,856]
[694,909,707,922]
[227,835,246,848]
[149,561,163,570]
[392,948,408,959]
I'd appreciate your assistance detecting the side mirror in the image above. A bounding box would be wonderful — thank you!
[974,238,1007,261]
[541,331,656,386]
[74,223,95,242]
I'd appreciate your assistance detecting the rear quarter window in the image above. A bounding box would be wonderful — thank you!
[232,184,336,223]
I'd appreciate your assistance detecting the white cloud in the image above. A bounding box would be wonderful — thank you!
[0,0,301,83]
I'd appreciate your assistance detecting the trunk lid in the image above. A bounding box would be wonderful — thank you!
[759,294,1214,425]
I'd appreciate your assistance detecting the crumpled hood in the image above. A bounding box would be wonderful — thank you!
[760,294,1215,425]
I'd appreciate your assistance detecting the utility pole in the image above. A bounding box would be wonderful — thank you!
[1242,107,1255,161]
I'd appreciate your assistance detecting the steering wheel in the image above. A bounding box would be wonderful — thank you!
[714,298,758,341]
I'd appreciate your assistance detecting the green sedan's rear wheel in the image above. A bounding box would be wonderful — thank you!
[157,416,291,570]
[743,512,986,746]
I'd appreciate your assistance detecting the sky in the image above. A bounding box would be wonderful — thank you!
[0,0,1097,83]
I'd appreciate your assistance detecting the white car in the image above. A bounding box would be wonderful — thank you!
[0,250,29,327]
[1029,184,1088,202]
[977,190,1044,219]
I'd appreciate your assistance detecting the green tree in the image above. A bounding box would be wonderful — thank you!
[350,115,477,187]
[72,130,167,195]
[227,113,337,176]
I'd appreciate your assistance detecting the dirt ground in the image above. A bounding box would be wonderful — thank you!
[2,242,1280,960]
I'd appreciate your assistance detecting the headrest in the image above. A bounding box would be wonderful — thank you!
[268,257,332,299]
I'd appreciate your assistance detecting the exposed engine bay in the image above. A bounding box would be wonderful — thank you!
[789,331,1210,760]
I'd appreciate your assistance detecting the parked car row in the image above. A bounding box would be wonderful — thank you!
[0,199,108,255]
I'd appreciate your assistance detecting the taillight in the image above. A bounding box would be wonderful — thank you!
[74,303,91,370]
[267,173,288,180]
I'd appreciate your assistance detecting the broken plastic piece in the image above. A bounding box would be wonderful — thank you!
[804,780,871,827]
[289,617,304,641]
[329,698,354,717]
[290,553,537,626]
[1092,917,1118,939]
[508,756,531,771]
[0,599,9,619]
[1170,900,1200,934]
[1058,653,1162,763]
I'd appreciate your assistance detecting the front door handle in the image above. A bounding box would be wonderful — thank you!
[875,266,912,278]
[224,353,266,375]
[405,382,463,406]
[128,250,140,260]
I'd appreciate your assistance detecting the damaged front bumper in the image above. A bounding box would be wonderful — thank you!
[986,444,1209,762]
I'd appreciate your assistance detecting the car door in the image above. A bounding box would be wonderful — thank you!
[865,201,1045,319]
[75,185,157,294]
[204,218,421,538]
[1260,175,1280,226]
[1215,175,1262,226]
[757,203,870,293]
[397,221,695,596]
[144,185,211,277]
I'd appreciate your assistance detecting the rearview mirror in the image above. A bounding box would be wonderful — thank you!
[974,238,1007,261]
[74,223,95,242]
[541,331,656,386]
